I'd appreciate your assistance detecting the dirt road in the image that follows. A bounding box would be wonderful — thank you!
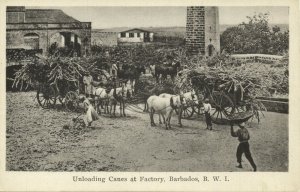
[6,92,288,172]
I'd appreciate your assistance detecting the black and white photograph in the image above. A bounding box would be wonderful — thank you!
[1,0,299,191]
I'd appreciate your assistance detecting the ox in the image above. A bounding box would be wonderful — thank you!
[183,89,199,105]
[147,94,185,129]
[108,82,133,117]
[93,87,110,114]
[149,61,180,83]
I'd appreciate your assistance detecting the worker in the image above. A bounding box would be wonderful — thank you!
[79,96,99,127]
[111,63,118,77]
[230,122,257,172]
[203,98,212,130]
[83,71,93,98]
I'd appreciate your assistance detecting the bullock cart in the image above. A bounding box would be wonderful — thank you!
[37,68,114,111]
[182,69,265,124]
[13,56,89,111]
[36,80,80,111]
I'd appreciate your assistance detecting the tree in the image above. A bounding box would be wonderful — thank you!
[221,13,289,55]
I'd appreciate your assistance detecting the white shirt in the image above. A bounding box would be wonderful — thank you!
[112,64,118,71]
[203,103,212,113]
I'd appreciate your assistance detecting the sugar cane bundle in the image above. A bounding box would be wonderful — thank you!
[13,56,89,91]
[176,63,283,121]
[13,59,50,90]
[183,63,287,98]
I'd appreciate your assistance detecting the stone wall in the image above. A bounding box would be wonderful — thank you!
[257,97,288,114]
[231,54,283,64]
[6,22,91,57]
[92,32,118,46]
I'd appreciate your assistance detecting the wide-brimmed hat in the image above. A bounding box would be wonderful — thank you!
[204,98,210,102]
[78,95,86,101]
[239,122,245,127]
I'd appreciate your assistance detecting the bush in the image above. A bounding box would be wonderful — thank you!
[6,49,43,63]
[221,13,289,55]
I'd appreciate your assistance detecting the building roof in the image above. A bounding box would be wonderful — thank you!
[6,7,80,23]
[94,27,152,33]
[6,6,25,12]
[120,28,151,33]
[95,27,131,33]
[25,9,80,23]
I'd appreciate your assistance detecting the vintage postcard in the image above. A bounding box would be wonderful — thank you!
[0,0,299,191]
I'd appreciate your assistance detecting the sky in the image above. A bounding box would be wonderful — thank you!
[30,6,289,29]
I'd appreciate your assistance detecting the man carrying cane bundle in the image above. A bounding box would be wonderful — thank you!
[230,122,257,172]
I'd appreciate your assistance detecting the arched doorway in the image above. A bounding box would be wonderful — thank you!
[24,33,39,49]
[208,44,215,57]
[49,32,81,56]
[82,37,89,56]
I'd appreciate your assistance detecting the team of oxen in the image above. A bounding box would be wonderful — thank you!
[90,60,199,129]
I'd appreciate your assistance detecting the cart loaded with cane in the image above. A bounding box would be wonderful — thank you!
[13,56,89,111]
[36,80,81,111]
[178,68,267,124]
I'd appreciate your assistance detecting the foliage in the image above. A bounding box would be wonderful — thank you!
[7,49,43,63]
[153,35,185,46]
[221,13,289,55]
[48,42,81,57]
[270,53,289,95]
[12,59,49,90]
[90,44,185,68]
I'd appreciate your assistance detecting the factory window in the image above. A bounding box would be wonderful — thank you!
[120,33,126,37]
[137,33,140,37]
[129,33,134,38]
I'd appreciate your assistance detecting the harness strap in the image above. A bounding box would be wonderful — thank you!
[170,96,177,110]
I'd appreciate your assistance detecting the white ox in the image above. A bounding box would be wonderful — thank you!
[107,83,133,117]
[159,90,198,125]
[147,94,185,129]
[93,83,133,116]
[183,90,199,105]
[93,87,110,114]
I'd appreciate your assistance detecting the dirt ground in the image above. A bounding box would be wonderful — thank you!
[6,92,288,172]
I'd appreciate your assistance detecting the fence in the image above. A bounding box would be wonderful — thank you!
[230,54,283,64]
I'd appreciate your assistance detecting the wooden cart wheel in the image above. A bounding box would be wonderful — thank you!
[58,97,64,105]
[193,103,205,116]
[37,84,57,109]
[181,105,194,119]
[191,92,205,116]
[64,91,79,111]
[210,92,234,124]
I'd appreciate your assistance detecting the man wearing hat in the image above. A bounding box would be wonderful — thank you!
[79,95,99,127]
[203,98,212,130]
[83,71,93,98]
[231,122,257,172]
[111,62,118,77]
